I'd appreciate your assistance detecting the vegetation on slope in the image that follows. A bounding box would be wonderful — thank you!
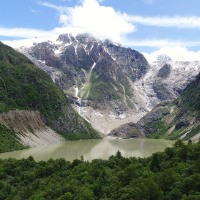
[0,123,28,153]
[0,140,200,199]
[0,41,69,117]
[0,42,100,152]
[88,73,122,101]
[81,55,134,109]
[175,72,200,111]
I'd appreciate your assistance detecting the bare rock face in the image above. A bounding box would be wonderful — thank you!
[175,120,190,129]
[157,64,171,79]
[108,122,145,138]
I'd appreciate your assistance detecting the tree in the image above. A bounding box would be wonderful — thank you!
[173,139,184,148]
[80,155,84,162]
[116,150,123,159]
[158,168,177,195]
[80,189,94,200]
[62,192,73,200]
[150,153,160,171]
[139,179,164,200]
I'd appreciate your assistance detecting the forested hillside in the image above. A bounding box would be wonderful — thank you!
[0,42,100,152]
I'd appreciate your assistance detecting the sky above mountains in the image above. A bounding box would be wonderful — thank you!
[1,0,200,61]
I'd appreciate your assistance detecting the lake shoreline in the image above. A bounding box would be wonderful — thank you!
[0,138,175,162]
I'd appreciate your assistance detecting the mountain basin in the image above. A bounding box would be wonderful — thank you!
[0,139,175,162]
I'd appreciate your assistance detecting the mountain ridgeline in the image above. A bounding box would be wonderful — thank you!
[0,41,100,152]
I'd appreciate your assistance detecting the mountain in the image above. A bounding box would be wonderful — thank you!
[155,54,172,63]
[17,33,149,134]
[133,54,200,111]
[17,34,200,134]
[0,41,100,152]
[109,69,200,142]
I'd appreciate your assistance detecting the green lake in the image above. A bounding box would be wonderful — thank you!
[0,139,175,162]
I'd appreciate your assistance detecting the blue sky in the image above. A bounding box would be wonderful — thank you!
[1,0,200,61]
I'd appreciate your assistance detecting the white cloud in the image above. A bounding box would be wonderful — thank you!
[29,7,40,13]
[38,1,69,13]
[1,27,92,48]
[38,0,136,42]
[123,14,200,28]
[2,0,200,59]
[30,9,38,13]
[1,0,200,43]
[144,0,156,5]
[122,39,200,48]
[0,27,57,38]
[142,46,200,63]
[2,38,55,48]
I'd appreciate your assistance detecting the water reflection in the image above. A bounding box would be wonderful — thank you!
[0,139,175,162]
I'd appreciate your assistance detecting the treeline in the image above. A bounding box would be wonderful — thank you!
[0,140,200,200]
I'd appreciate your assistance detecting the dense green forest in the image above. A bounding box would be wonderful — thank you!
[0,42,100,151]
[0,140,200,200]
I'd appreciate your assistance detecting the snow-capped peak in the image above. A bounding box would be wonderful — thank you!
[154,54,172,63]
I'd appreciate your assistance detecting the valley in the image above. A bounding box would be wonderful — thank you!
[1,0,200,199]
[1,33,200,151]
[17,33,149,134]
[17,34,200,138]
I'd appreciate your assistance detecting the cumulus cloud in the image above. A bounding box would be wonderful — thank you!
[2,0,200,42]
[38,0,136,42]
[2,0,200,64]
[142,46,200,63]
[1,26,92,48]
[123,14,200,28]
